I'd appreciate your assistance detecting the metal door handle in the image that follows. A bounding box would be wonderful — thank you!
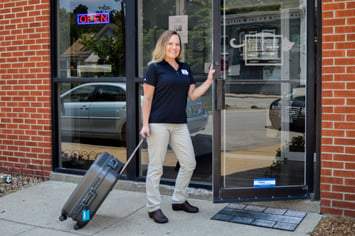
[215,79,225,110]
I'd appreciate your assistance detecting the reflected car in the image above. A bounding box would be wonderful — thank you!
[268,87,305,130]
[60,82,208,142]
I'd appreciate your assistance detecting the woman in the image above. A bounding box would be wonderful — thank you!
[140,30,215,224]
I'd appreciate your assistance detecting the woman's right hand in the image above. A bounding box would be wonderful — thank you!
[140,125,150,138]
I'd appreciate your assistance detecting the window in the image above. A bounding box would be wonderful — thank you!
[58,0,126,78]
[56,1,127,172]
[138,0,213,183]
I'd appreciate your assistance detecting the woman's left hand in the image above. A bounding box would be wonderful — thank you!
[188,64,216,100]
[207,64,215,82]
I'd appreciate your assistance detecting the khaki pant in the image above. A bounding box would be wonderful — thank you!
[146,123,196,212]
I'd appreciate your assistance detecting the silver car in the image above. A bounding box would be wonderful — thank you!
[60,82,209,142]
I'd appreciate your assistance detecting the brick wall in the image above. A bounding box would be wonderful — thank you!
[0,0,51,179]
[321,0,355,217]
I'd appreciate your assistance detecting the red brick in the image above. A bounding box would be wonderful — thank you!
[334,107,355,114]
[321,206,343,216]
[336,41,355,50]
[344,210,355,218]
[322,42,335,50]
[320,183,331,191]
[335,138,355,146]
[323,10,333,18]
[323,50,346,58]
[345,162,355,170]
[320,199,331,207]
[322,2,345,11]
[322,145,344,153]
[324,34,346,42]
[335,58,355,65]
[344,145,355,153]
[333,154,354,162]
[322,160,344,169]
[323,66,346,74]
[336,9,355,18]
[321,191,344,200]
[322,58,334,66]
[333,200,355,209]
[322,97,345,105]
[320,168,332,176]
[322,129,345,137]
[347,66,355,73]
[321,176,344,185]
[333,170,355,178]
[345,178,355,186]
[335,26,355,34]
[322,27,334,34]
[321,121,333,129]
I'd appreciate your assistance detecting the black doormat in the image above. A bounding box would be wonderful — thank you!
[211,203,307,231]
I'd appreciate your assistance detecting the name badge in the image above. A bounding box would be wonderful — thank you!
[181,69,189,75]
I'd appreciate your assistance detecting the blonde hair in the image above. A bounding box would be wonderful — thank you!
[148,30,182,65]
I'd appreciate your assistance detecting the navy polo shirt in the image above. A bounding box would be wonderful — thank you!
[143,60,196,124]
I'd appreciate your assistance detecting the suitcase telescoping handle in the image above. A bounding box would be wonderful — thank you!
[118,136,146,176]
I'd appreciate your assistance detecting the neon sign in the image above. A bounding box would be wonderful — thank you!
[77,13,110,25]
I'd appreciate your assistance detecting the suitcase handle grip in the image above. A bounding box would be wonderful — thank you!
[81,189,97,207]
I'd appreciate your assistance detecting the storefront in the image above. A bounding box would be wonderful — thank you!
[50,0,319,203]
[5,0,355,217]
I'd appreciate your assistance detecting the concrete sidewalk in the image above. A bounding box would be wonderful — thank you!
[0,179,323,236]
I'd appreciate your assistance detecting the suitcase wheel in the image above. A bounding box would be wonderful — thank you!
[74,222,88,230]
[59,215,67,221]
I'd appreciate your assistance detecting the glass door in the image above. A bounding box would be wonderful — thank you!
[213,0,311,201]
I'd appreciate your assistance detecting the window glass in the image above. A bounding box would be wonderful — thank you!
[60,82,128,170]
[138,0,212,78]
[61,85,96,102]
[138,0,213,184]
[95,85,126,102]
[220,0,307,189]
[58,0,125,78]
[223,0,305,86]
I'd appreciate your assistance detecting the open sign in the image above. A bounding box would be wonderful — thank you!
[77,13,110,25]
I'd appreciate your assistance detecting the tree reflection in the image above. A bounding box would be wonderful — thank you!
[59,3,125,77]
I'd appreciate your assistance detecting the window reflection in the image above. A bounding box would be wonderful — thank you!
[221,83,305,188]
[58,0,125,78]
[138,0,214,183]
[221,1,307,188]
[59,82,128,170]
[269,87,305,131]
[222,4,304,85]
[57,0,127,171]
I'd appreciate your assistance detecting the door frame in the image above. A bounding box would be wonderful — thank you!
[211,0,316,203]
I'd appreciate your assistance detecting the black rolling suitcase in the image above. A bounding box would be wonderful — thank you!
[59,137,145,230]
